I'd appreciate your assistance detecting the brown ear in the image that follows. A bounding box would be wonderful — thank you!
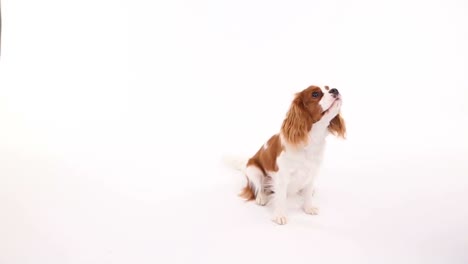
[281,95,313,146]
[328,113,346,139]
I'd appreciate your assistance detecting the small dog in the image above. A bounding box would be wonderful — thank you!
[225,85,346,225]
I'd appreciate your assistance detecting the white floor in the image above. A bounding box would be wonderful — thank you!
[1,138,467,264]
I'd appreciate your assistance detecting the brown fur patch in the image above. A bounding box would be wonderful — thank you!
[239,134,284,201]
[328,113,346,138]
[280,86,324,146]
[239,179,255,201]
[247,134,284,174]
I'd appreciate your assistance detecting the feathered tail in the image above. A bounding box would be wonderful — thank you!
[221,155,255,201]
[221,155,248,173]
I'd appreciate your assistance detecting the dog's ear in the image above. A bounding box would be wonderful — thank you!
[281,94,314,146]
[328,113,346,139]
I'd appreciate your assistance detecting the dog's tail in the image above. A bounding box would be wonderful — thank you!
[221,155,248,173]
[222,155,255,201]
[239,180,255,201]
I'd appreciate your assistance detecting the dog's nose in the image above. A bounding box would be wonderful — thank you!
[329,88,339,95]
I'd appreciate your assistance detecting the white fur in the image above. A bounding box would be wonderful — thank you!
[244,166,263,195]
[319,88,337,111]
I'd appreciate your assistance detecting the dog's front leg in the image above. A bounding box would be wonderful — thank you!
[270,172,289,225]
[302,183,319,215]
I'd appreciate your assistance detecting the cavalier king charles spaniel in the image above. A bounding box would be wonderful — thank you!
[225,85,346,225]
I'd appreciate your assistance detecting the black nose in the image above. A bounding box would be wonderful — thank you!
[329,88,339,95]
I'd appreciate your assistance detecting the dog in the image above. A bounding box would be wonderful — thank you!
[224,85,346,225]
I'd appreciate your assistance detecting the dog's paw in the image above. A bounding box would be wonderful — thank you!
[272,215,288,225]
[303,206,319,215]
[255,192,268,206]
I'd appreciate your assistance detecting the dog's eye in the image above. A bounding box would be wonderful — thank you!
[312,91,320,98]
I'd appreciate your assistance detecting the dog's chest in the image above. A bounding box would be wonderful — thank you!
[277,140,326,193]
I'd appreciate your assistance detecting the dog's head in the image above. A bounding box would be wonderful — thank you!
[281,85,346,146]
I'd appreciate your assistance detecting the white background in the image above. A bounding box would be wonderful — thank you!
[1,0,467,263]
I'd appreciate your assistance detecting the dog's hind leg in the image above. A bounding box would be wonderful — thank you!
[241,165,268,206]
